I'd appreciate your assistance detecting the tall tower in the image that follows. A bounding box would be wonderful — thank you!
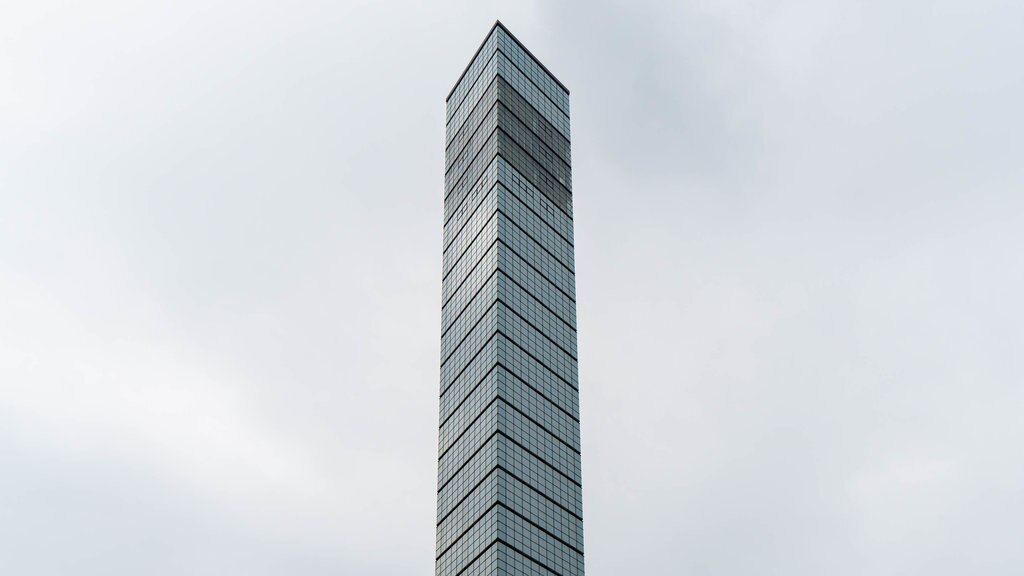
[436,22,583,576]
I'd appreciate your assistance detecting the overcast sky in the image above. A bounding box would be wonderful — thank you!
[2,0,1022,574]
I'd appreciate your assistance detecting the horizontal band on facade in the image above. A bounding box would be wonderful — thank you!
[436,427,581,497]
[446,101,500,186]
[499,326,578,387]
[496,100,572,185]
[438,356,579,436]
[436,398,581,492]
[502,500,584,556]
[439,536,557,576]
[443,180,500,256]
[436,463,583,530]
[447,118,573,221]
[497,267,575,332]
[439,331,499,399]
[446,45,568,147]
[447,75,570,171]
[436,501,499,560]
[441,285,576,394]
[441,240,498,314]
[442,239,576,343]
[447,101,571,203]
[440,212,497,287]
[443,177,573,265]
[437,395,501,462]
[440,322,579,404]
[439,363,499,428]
[446,82,500,172]
[436,498,583,562]
[442,149,573,234]
[445,127,501,204]
[447,50,500,138]
[441,235,575,337]
[436,465,500,527]
[497,237,575,304]
[444,125,571,206]
[441,207,572,310]
[499,296,578,361]
[495,75,571,163]
[442,182,573,284]
[440,295,577,390]
[440,268,500,342]
[499,206,574,274]
[438,392,580,464]
[444,156,498,228]
[493,127,572,201]
[436,430,500,494]
[440,299,499,370]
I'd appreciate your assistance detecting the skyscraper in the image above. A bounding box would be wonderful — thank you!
[436,22,583,576]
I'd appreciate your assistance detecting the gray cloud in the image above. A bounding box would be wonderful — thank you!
[1,0,1021,574]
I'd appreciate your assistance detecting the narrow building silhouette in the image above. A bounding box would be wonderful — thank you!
[436,21,584,576]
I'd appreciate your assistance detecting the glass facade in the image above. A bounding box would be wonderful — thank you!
[437,22,583,576]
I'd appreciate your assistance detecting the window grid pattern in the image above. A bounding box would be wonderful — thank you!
[442,247,498,336]
[498,78,570,165]
[498,249,576,331]
[440,23,581,576]
[436,507,499,576]
[498,435,581,517]
[447,54,499,144]
[497,399,580,483]
[498,159,574,231]
[497,542,558,576]
[495,29,569,115]
[447,80,500,170]
[445,160,499,242]
[441,218,497,305]
[498,208,573,283]
[443,194,497,278]
[440,338,499,422]
[440,305,499,392]
[500,470,583,551]
[441,276,498,368]
[444,185,498,267]
[438,476,499,555]
[496,301,576,384]
[496,52,569,139]
[447,105,500,193]
[460,543,502,576]
[496,507,583,576]
[447,32,499,120]
[497,367,579,450]
[497,131,571,213]
[497,275,577,361]
[498,105,571,190]
[498,215,575,300]
[439,346,582,455]
[438,437,499,519]
[498,183,574,271]
[497,334,578,421]
[439,395,578,491]
[440,371,500,456]
[439,367,578,472]
[437,401,498,486]
[445,133,500,221]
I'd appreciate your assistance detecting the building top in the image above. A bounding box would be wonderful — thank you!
[446,20,570,102]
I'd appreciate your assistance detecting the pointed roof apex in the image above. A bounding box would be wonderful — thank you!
[446,20,569,101]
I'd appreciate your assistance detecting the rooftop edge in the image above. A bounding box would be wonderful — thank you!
[445,20,570,103]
